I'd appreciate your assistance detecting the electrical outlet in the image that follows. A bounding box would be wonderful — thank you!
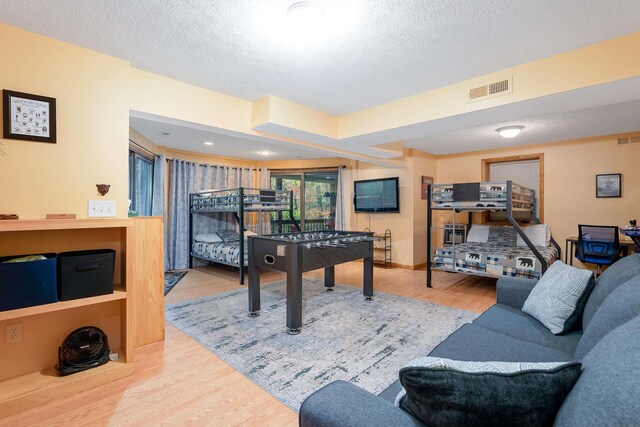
[6,323,22,344]
[88,200,116,218]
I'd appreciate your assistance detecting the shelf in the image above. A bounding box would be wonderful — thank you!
[373,246,390,251]
[0,218,133,232]
[0,288,126,322]
[0,358,133,418]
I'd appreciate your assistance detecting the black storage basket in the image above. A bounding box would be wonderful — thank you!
[57,249,115,301]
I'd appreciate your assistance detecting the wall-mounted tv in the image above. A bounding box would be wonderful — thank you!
[354,177,400,213]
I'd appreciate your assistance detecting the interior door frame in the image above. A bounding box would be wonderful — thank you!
[481,153,544,223]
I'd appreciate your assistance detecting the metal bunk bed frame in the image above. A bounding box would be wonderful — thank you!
[189,187,298,284]
[426,180,562,288]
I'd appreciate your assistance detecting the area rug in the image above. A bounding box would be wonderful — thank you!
[164,271,188,296]
[165,279,477,411]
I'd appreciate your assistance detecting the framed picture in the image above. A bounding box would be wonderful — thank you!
[2,89,57,143]
[421,176,434,200]
[596,173,621,198]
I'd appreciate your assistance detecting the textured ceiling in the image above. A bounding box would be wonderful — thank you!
[1,0,639,115]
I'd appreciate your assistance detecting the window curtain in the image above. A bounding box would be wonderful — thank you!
[166,159,253,270]
[151,154,165,217]
[259,168,271,234]
[336,166,353,230]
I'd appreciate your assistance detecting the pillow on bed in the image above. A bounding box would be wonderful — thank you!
[194,234,223,243]
[466,225,490,243]
[244,230,257,240]
[216,229,240,243]
[516,224,551,247]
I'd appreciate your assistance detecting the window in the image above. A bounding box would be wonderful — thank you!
[128,149,154,216]
[271,170,338,232]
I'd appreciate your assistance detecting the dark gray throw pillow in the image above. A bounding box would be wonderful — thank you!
[216,229,240,243]
[395,357,581,427]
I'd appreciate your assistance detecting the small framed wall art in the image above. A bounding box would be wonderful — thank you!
[3,89,57,143]
[595,173,621,198]
[421,176,434,200]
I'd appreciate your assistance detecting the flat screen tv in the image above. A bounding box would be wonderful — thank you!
[354,177,400,213]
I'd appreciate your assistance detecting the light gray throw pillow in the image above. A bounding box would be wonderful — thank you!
[522,261,595,334]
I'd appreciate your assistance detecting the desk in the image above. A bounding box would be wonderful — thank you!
[565,237,634,265]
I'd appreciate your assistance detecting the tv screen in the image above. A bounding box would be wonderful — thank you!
[354,177,399,213]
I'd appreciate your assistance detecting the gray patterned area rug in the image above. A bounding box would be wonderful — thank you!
[165,279,477,411]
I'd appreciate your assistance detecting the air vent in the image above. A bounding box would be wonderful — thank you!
[468,77,513,103]
[618,136,640,145]
[489,79,509,95]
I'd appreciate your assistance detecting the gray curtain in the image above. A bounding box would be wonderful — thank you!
[259,168,271,234]
[335,166,345,230]
[152,154,165,217]
[166,159,253,270]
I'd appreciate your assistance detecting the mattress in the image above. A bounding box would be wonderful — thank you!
[192,241,248,266]
[432,241,558,280]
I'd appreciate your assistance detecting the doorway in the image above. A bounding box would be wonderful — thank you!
[482,153,544,222]
[271,170,338,232]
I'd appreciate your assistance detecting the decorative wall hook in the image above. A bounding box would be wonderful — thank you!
[96,184,110,196]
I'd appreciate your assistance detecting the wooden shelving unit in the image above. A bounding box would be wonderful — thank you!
[0,218,135,419]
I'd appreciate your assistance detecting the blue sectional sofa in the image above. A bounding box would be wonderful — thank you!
[300,254,640,427]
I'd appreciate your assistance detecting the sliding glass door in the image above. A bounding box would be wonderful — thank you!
[271,170,338,232]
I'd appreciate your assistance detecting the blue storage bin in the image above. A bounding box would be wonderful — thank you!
[0,253,58,311]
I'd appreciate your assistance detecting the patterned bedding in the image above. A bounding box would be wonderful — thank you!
[192,241,248,266]
[432,226,558,280]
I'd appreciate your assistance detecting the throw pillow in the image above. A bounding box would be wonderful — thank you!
[522,261,595,334]
[216,229,240,243]
[395,357,581,427]
[516,224,551,247]
[193,233,223,243]
[467,225,490,243]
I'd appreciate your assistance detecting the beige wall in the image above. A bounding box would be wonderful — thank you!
[0,25,130,219]
[437,135,640,269]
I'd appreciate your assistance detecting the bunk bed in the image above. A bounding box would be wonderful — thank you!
[426,181,561,287]
[189,187,297,284]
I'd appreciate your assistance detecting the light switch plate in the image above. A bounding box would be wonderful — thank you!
[88,200,116,218]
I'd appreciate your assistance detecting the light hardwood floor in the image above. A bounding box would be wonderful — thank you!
[3,264,496,426]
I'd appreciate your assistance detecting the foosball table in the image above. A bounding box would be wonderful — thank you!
[247,230,376,334]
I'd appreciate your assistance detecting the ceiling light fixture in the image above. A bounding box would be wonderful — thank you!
[286,1,325,40]
[258,150,273,156]
[287,1,324,23]
[204,141,214,146]
[496,125,525,139]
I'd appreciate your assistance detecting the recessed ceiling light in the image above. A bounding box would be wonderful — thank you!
[496,126,525,139]
[258,150,273,156]
[204,141,214,146]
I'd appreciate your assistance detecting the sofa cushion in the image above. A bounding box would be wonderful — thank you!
[474,304,582,354]
[522,261,595,334]
[582,253,640,328]
[554,315,640,427]
[395,357,581,427]
[300,380,425,427]
[428,324,574,362]
[575,274,640,359]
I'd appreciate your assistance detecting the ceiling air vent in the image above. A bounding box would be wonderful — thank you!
[468,77,513,103]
